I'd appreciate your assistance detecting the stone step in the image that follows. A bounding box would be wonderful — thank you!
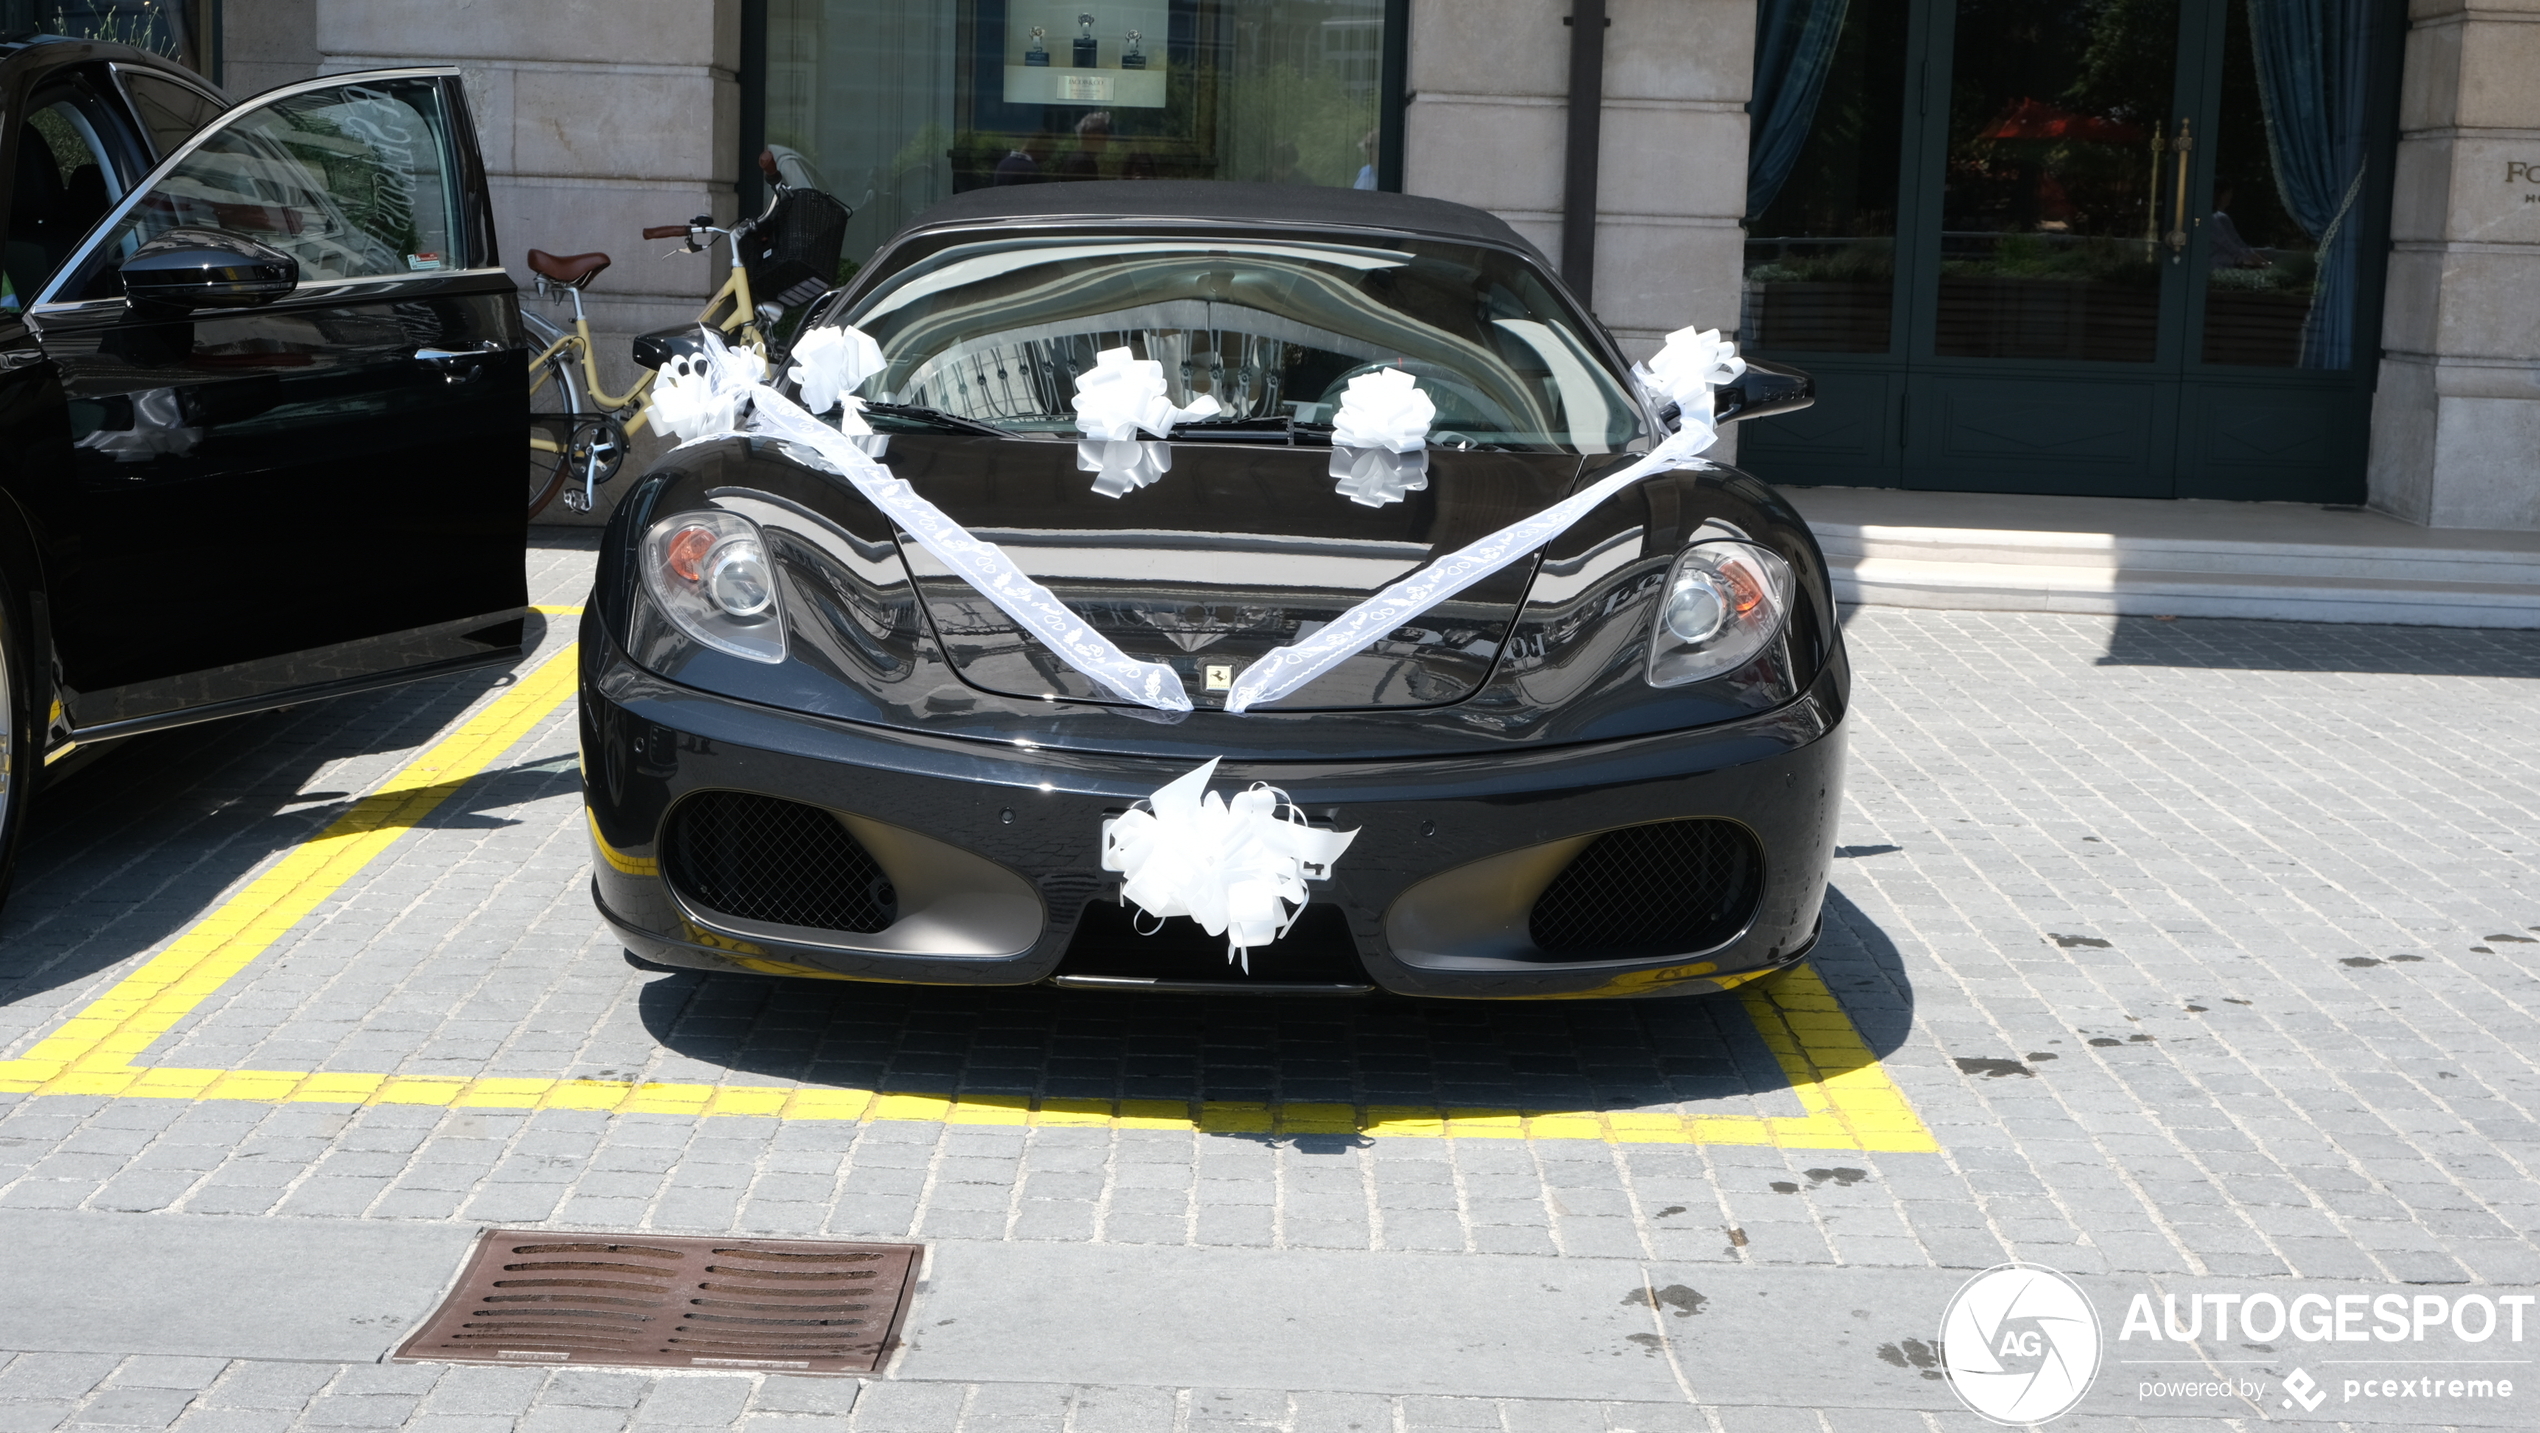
[1779,486,2540,628]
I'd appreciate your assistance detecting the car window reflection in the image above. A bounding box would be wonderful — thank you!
[841,236,1642,454]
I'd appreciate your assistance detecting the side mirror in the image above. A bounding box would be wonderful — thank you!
[121,228,299,311]
[1715,358,1814,424]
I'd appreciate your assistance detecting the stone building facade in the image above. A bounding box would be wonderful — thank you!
[200,0,2531,528]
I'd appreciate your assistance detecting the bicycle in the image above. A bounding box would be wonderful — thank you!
[524,174,851,518]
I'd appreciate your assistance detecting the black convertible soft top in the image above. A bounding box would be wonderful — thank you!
[881,181,1542,262]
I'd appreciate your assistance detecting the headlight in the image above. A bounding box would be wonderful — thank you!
[1645,541,1793,688]
[642,509,786,663]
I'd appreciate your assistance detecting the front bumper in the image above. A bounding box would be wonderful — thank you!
[582,628,1847,1000]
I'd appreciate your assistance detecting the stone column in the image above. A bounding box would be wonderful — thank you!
[316,0,744,522]
[1400,0,1751,450]
[219,0,318,98]
[2367,0,2540,531]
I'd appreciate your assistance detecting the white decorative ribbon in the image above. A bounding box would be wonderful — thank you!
[1225,422,1717,711]
[1072,346,1222,450]
[1323,366,1436,507]
[662,323,1745,721]
[1631,325,1744,444]
[1328,366,1435,452]
[1078,439,1173,498]
[1225,326,1744,713]
[669,328,1193,711]
[651,341,767,444]
[1099,758,1359,967]
[787,323,886,426]
[1328,446,1429,508]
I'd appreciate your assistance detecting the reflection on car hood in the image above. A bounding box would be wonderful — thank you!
[877,436,1585,711]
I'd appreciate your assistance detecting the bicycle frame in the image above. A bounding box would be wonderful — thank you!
[528,241,764,448]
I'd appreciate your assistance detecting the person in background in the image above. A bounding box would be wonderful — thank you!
[994,131,1053,185]
[1057,111,1111,181]
[2208,183,2268,268]
[1353,128,1378,190]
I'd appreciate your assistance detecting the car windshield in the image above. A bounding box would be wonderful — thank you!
[835,234,1645,453]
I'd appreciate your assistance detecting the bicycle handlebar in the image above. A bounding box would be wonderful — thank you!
[642,225,690,240]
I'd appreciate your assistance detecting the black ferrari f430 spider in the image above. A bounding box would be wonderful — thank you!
[583,181,1837,1000]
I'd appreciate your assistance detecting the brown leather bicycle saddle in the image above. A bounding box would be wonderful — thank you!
[526,249,611,287]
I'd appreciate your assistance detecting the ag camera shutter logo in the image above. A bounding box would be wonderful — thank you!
[1940,1263,2104,1424]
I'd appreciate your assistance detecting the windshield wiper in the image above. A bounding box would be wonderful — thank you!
[1168,415,1322,445]
[857,402,1011,437]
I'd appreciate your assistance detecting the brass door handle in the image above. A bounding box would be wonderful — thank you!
[2164,118,2194,256]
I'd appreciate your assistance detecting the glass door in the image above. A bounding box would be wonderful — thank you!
[1900,0,2194,497]
[1738,0,2398,504]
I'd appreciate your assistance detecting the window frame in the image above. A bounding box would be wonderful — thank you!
[105,60,228,161]
[29,66,497,312]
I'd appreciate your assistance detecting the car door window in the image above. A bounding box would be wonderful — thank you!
[3,82,144,312]
[113,68,228,160]
[52,75,468,303]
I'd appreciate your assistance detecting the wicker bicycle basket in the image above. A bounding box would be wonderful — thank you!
[738,186,852,317]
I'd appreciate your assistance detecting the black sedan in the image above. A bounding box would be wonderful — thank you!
[584,182,1840,999]
[0,36,526,904]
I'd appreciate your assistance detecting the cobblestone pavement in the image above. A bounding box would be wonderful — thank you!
[0,533,2532,1430]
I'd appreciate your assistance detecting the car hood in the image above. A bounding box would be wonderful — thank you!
[879,436,1587,711]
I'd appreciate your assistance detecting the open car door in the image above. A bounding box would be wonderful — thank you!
[25,67,523,741]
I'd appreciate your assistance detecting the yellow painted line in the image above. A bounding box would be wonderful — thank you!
[531,604,585,616]
[0,977,1936,1150]
[0,613,1937,1152]
[0,646,582,1095]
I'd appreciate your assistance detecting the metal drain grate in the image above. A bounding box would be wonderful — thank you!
[395,1231,922,1374]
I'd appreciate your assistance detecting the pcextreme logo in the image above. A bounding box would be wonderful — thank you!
[1939,1263,2104,1425]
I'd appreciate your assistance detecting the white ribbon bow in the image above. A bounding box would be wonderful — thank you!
[1328,446,1429,508]
[1631,325,1745,438]
[1072,346,1223,444]
[650,338,768,445]
[1100,758,1359,967]
[1324,366,1436,507]
[788,323,886,430]
[1328,367,1435,453]
[1078,439,1174,498]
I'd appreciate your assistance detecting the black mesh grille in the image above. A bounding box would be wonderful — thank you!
[663,791,897,934]
[1527,820,1761,959]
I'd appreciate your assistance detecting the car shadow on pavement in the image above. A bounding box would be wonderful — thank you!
[628,882,1916,1129]
[2099,613,2540,677]
[0,640,566,1010]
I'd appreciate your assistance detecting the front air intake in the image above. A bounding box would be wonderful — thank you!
[1526,819,1761,959]
[663,791,897,934]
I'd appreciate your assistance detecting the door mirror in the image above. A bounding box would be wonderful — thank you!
[1714,358,1814,424]
[120,228,298,310]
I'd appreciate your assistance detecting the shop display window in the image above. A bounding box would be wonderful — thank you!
[761,0,1394,274]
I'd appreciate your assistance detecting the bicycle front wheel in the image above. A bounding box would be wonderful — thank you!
[526,319,584,520]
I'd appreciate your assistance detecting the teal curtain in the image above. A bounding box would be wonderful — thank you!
[2246,0,2374,369]
[1745,0,1850,221]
